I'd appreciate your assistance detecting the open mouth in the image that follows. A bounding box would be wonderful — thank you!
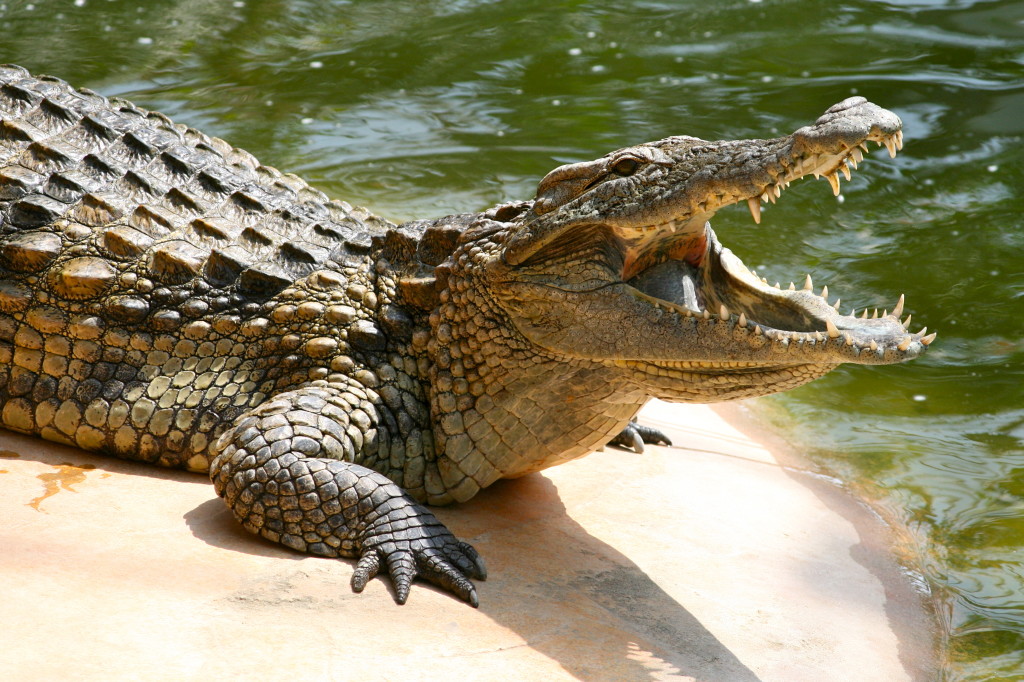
[498,97,936,374]
[622,130,935,359]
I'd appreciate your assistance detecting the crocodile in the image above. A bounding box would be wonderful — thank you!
[0,65,932,607]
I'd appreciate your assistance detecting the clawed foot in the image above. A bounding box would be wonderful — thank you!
[608,418,673,453]
[354,502,487,607]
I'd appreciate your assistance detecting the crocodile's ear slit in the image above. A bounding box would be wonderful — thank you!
[398,276,441,310]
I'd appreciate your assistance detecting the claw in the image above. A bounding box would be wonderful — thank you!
[459,541,489,580]
[414,549,480,607]
[354,498,485,606]
[351,552,382,593]
[387,552,417,605]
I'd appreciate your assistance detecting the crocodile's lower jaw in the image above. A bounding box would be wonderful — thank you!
[613,357,836,403]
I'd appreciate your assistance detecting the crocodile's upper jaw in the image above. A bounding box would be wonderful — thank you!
[467,97,933,402]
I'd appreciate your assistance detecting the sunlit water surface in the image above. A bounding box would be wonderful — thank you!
[3,1,1022,678]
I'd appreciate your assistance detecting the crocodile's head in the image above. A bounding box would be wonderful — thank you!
[438,97,932,403]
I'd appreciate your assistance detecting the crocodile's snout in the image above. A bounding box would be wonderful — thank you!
[798,96,904,151]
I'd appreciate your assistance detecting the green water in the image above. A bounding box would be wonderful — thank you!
[2,0,1021,677]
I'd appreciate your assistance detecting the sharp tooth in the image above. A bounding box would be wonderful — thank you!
[827,173,841,196]
[703,310,711,320]
[814,331,824,342]
[668,221,678,233]
[774,282,781,289]
[850,308,857,317]
[861,309,869,319]
[859,142,870,153]
[747,197,762,224]
[840,163,851,181]
[821,285,828,299]
[788,282,796,291]
[884,137,897,158]
[773,185,781,198]
[803,274,813,291]
[754,325,763,336]
[883,309,888,317]
[833,298,841,311]
[869,340,878,351]
[761,191,770,202]
[826,318,840,338]
[921,331,937,345]
[898,337,912,351]
[844,332,854,346]
[871,308,879,319]
[719,304,730,321]
[851,147,864,164]
[895,130,904,150]
[738,312,747,327]
[902,314,912,329]
[761,277,768,284]
[918,326,928,336]
[892,294,905,318]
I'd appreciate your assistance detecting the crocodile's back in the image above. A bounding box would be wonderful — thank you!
[0,64,392,296]
[0,65,394,469]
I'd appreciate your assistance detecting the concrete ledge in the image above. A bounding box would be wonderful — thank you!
[0,401,933,681]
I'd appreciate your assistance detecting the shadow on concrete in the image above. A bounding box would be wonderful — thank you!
[459,474,762,682]
[4,425,761,680]
[716,405,938,681]
[182,463,761,681]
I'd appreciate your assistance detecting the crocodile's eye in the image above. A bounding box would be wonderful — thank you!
[612,158,641,176]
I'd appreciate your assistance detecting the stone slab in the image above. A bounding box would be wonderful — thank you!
[0,400,934,681]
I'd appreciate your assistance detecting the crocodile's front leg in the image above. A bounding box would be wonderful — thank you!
[609,418,673,453]
[209,382,486,606]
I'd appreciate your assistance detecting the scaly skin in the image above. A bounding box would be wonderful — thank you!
[0,65,931,606]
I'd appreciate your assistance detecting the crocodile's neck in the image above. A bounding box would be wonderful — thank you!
[421,229,643,502]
